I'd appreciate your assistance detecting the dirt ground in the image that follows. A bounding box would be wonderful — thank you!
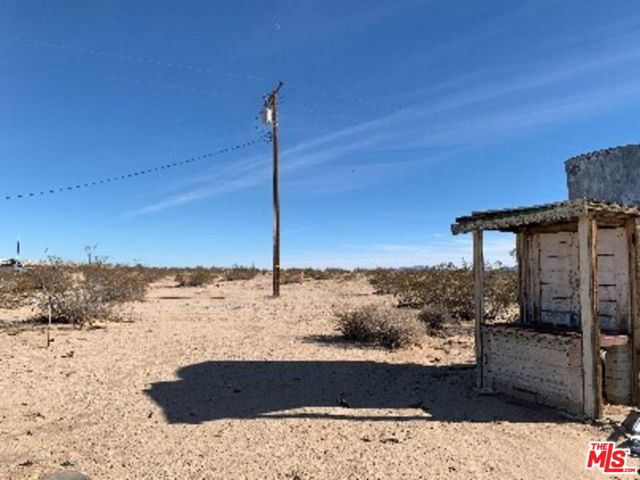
[0,275,630,479]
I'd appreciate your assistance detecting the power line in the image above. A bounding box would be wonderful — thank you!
[0,134,271,201]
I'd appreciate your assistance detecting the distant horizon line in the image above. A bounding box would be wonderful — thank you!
[1,256,515,270]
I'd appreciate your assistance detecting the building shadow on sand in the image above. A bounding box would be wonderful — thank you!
[144,360,573,425]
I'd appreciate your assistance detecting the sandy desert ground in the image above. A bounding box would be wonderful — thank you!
[0,275,630,479]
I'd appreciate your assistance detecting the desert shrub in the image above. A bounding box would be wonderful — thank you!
[281,269,306,284]
[175,267,216,287]
[25,259,152,326]
[79,263,151,303]
[0,259,155,325]
[334,305,424,349]
[418,304,451,335]
[381,264,474,319]
[39,284,111,325]
[130,265,170,284]
[0,269,35,309]
[319,268,355,281]
[26,260,96,325]
[484,265,518,320]
[367,269,403,295]
[223,265,260,281]
[367,263,517,321]
[0,273,16,308]
[280,268,355,284]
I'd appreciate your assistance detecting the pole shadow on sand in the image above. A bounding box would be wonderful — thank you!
[144,360,571,424]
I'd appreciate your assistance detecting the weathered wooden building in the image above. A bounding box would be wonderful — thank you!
[451,199,640,418]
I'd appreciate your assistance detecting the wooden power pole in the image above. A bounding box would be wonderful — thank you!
[264,81,284,297]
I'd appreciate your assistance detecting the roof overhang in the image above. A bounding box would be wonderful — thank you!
[451,199,640,235]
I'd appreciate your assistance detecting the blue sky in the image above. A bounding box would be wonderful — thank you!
[1,0,640,267]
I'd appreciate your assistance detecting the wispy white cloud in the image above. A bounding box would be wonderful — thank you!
[286,153,460,194]
[129,177,262,215]
[282,234,515,269]
[129,30,640,215]
[125,152,270,215]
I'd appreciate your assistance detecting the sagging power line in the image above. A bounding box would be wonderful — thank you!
[0,134,271,201]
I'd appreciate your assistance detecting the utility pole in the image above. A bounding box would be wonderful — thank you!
[263,81,284,297]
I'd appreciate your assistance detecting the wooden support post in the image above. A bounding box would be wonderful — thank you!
[578,216,602,419]
[473,229,485,389]
[516,232,529,325]
[265,81,283,297]
[272,87,281,298]
[530,234,542,326]
[626,219,639,405]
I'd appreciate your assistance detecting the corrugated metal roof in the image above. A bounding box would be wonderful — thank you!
[451,199,640,234]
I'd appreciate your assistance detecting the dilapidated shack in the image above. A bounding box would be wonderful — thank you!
[451,199,640,418]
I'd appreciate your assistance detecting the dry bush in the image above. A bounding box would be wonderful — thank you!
[1,261,157,325]
[0,274,16,308]
[130,265,170,284]
[334,304,424,349]
[0,269,35,309]
[25,259,152,326]
[417,304,453,337]
[281,269,306,285]
[223,265,260,281]
[293,268,327,281]
[367,263,517,321]
[280,268,355,284]
[175,267,217,287]
[26,260,99,325]
[320,268,356,281]
[79,263,151,303]
[395,264,475,318]
[367,269,404,295]
[485,266,518,320]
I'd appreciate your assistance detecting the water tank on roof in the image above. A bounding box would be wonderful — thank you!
[566,144,640,206]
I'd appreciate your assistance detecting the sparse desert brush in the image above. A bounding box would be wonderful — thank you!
[175,267,217,287]
[402,263,475,318]
[367,269,403,295]
[280,268,354,284]
[281,269,306,284]
[0,269,35,309]
[130,265,170,284]
[367,263,517,321]
[300,268,328,281]
[223,265,260,281]
[321,268,356,281]
[24,258,153,326]
[80,263,152,303]
[334,304,424,349]
[26,259,98,326]
[0,273,16,308]
[418,304,452,336]
[311,268,358,281]
[484,264,518,320]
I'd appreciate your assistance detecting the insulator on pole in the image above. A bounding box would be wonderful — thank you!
[262,106,274,125]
